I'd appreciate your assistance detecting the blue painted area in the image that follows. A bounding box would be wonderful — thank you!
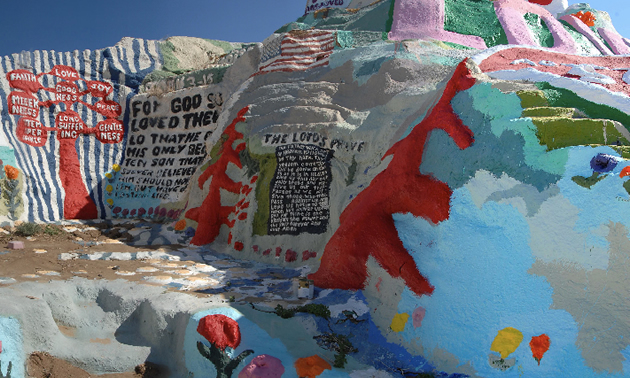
[0,317,23,378]
[392,188,616,377]
[392,81,630,376]
[185,307,299,377]
[256,267,302,279]
[558,146,630,235]
[310,290,465,377]
[107,173,161,216]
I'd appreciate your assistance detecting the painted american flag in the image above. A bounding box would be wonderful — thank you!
[257,30,336,75]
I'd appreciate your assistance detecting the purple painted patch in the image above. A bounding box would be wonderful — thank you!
[590,153,618,172]
[412,306,426,328]
[238,354,285,378]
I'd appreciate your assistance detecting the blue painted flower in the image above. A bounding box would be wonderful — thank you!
[185,227,196,237]
[590,153,618,173]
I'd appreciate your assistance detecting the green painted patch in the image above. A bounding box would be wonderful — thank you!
[251,153,277,236]
[559,21,602,56]
[206,39,237,52]
[524,13,554,48]
[522,107,577,118]
[159,41,185,75]
[537,82,630,133]
[531,117,629,150]
[444,0,508,47]
[517,90,549,108]
[346,156,357,186]
[142,66,229,93]
[610,146,630,159]
[572,172,605,189]
[442,41,476,50]
[278,1,393,33]
[386,0,396,33]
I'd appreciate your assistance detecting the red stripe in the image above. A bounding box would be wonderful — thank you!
[260,58,331,73]
[259,52,333,71]
[282,37,335,47]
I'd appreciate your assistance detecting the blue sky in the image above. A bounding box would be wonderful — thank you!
[0,0,306,57]
[0,0,629,57]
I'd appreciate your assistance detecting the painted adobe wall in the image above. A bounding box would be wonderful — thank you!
[4,0,630,376]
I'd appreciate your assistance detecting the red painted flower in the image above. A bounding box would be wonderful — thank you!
[530,334,551,365]
[197,314,242,351]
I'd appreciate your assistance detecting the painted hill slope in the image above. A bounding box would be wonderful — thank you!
[3,0,630,376]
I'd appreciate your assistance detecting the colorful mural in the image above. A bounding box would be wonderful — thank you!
[3,0,630,377]
[7,65,123,219]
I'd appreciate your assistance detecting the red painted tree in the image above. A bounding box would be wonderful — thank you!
[6,65,124,219]
[186,107,249,245]
[309,61,476,297]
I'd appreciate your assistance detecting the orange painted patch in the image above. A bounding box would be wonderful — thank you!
[572,11,596,27]
[530,334,551,365]
[174,219,187,231]
[294,355,331,378]
[620,166,630,178]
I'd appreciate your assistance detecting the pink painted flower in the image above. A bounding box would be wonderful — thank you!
[238,354,284,378]
[412,306,426,328]
[197,314,242,351]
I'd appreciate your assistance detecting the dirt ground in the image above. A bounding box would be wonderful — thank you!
[0,222,179,377]
[27,352,169,378]
[0,222,183,286]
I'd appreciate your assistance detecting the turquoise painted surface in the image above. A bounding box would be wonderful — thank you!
[0,317,23,378]
[185,307,300,377]
[0,147,16,171]
[394,81,630,376]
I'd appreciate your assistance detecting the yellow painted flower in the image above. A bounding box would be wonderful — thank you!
[491,327,523,359]
[112,164,121,172]
[105,172,113,179]
[106,198,114,206]
[390,313,409,333]
[106,185,113,193]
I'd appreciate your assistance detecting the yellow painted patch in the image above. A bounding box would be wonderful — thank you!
[390,313,409,332]
[491,327,523,359]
